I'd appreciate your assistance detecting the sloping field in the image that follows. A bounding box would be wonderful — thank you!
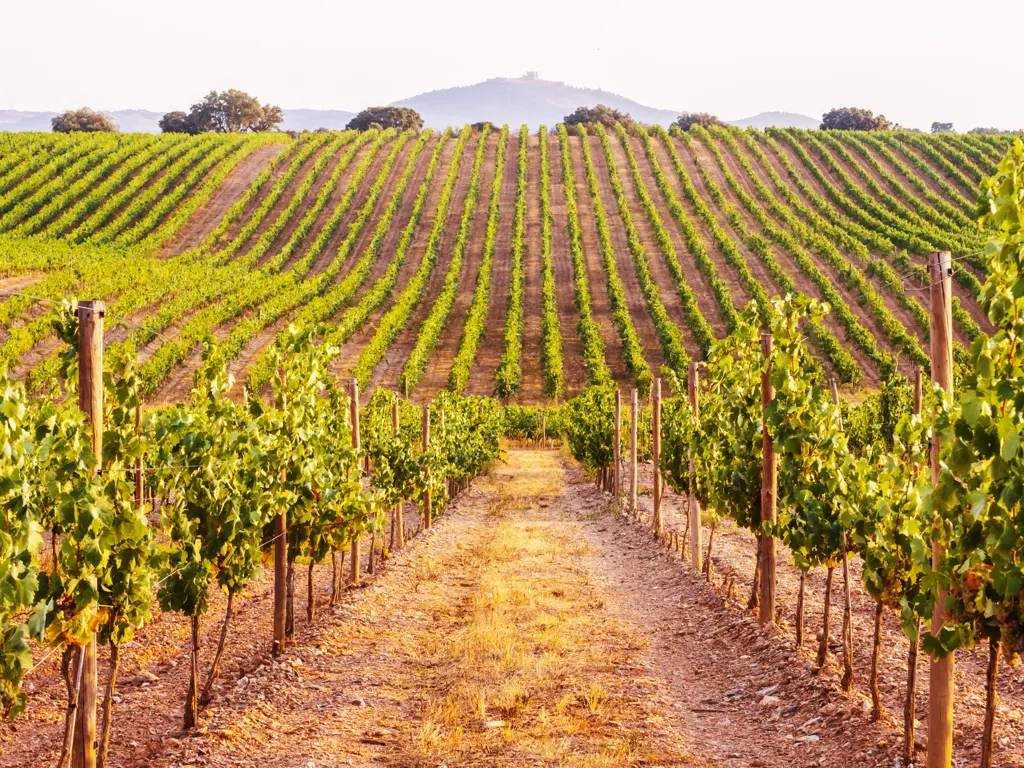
[0,127,1011,403]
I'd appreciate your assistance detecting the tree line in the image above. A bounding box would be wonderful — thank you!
[45,98,1021,136]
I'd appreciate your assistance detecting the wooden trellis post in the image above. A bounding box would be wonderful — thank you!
[758,331,776,627]
[830,376,855,690]
[393,396,404,549]
[614,391,622,503]
[927,251,954,768]
[688,362,702,570]
[630,388,638,516]
[906,365,924,765]
[422,403,431,530]
[652,378,662,537]
[350,379,361,587]
[72,300,103,768]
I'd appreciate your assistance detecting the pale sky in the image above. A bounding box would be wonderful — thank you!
[4,0,1022,131]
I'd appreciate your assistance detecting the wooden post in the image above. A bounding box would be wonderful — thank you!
[73,300,103,768]
[439,407,446,501]
[758,331,777,627]
[687,362,702,570]
[614,391,622,504]
[541,411,547,449]
[630,389,638,515]
[422,403,431,530]
[393,397,404,549]
[906,365,924,765]
[652,378,662,537]
[272,509,287,656]
[350,379,361,587]
[913,366,923,414]
[134,404,143,510]
[830,377,855,690]
[928,251,954,768]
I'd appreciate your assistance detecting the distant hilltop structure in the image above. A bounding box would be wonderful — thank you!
[524,71,539,80]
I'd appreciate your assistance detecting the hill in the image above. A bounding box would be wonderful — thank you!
[0,125,1002,402]
[0,110,59,131]
[728,110,820,130]
[391,74,680,128]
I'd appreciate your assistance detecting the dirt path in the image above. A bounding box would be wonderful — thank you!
[156,143,286,258]
[5,450,1022,767]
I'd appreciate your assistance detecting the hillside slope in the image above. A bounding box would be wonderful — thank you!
[0,127,1009,403]
[729,110,820,129]
[392,75,680,128]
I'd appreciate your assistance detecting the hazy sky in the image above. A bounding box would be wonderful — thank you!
[4,0,1022,131]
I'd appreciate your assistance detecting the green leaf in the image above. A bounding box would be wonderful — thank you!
[998,415,1020,461]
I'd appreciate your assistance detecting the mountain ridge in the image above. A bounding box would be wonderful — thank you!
[0,77,818,132]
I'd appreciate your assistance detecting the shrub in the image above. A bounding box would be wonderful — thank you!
[563,104,634,129]
[674,111,723,130]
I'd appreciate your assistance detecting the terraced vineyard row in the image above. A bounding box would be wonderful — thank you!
[0,127,1012,402]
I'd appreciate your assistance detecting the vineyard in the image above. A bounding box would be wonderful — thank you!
[0,127,1012,401]
[0,124,1023,768]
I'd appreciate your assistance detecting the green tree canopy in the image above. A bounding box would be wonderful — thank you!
[51,108,118,133]
[346,106,423,132]
[161,90,283,134]
[158,111,199,135]
[820,107,893,131]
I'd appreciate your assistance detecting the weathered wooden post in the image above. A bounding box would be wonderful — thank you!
[830,376,855,690]
[422,403,432,530]
[393,396,404,549]
[71,300,103,768]
[758,331,776,627]
[687,361,702,570]
[134,404,143,510]
[630,388,638,516]
[652,378,662,537]
[928,251,954,768]
[350,379,361,587]
[614,391,622,503]
[906,365,924,765]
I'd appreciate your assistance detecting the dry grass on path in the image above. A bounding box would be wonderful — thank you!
[405,450,689,766]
